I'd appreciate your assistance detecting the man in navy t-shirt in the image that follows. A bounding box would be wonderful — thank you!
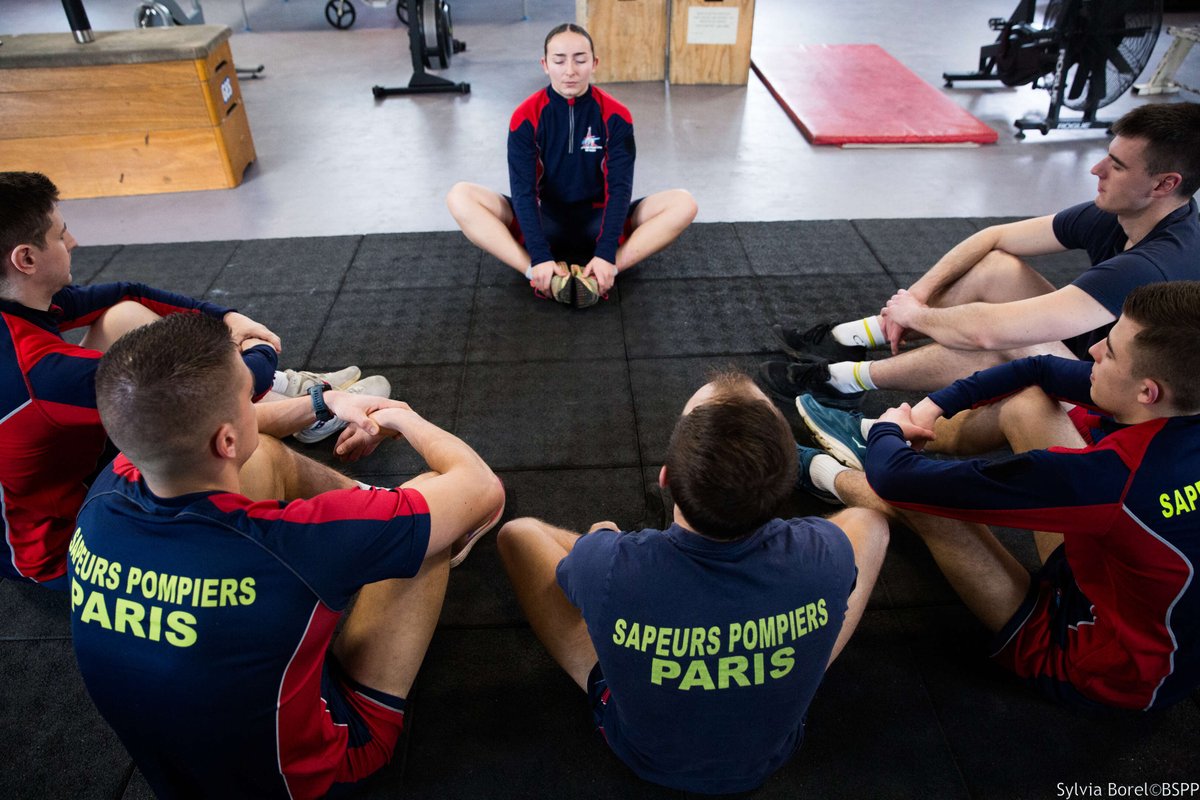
[497,371,889,793]
[69,313,504,799]
[446,23,696,306]
[760,102,1200,407]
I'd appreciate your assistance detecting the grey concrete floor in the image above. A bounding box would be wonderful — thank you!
[5,0,1200,245]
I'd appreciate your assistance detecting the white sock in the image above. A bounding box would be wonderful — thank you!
[860,418,877,440]
[809,453,849,502]
[524,265,534,280]
[831,316,885,349]
[827,361,877,393]
[271,371,289,394]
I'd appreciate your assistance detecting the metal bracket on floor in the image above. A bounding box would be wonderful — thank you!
[1133,25,1200,96]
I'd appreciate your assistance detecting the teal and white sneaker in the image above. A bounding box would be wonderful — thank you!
[795,444,842,505]
[293,375,391,444]
[796,393,868,470]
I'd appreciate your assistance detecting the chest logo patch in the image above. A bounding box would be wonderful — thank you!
[580,126,603,153]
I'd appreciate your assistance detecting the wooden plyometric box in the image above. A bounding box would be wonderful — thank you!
[576,0,668,83]
[669,0,756,85]
[0,26,255,199]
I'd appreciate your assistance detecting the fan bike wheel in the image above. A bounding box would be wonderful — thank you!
[325,0,356,29]
[1042,0,1162,111]
[415,0,454,69]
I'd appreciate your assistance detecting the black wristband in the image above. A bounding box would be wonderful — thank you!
[308,383,335,422]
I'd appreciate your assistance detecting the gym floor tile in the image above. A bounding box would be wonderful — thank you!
[395,627,688,800]
[625,223,753,280]
[71,244,121,285]
[620,278,774,358]
[628,355,761,464]
[466,284,626,363]
[202,288,337,368]
[895,605,1200,798]
[851,218,978,276]
[440,467,645,629]
[93,240,239,298]
[736,220,885,276]
[757,274,900,334]
[0,639,133,799]
[455,359,638,470]
[0,579,71,640]
[309,287,475,368]
[212,235,360,294]
[345,232,482,290]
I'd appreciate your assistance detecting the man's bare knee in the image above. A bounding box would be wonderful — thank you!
[997,387,1058,439]
[81,301,162,352]
[238,434,289,500]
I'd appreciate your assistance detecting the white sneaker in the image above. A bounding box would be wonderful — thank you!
[277,365,361,398]
[293,374,392,444]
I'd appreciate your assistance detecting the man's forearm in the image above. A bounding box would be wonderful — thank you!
[374,408,490,478]
[254,395,314,438]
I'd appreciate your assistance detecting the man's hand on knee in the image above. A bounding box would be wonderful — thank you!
[224,311,281,352]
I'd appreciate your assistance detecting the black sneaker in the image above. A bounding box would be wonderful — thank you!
[757,359,865,411]
[771,322,867,362]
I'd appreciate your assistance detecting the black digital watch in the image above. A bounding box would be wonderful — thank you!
[308,382,335,422]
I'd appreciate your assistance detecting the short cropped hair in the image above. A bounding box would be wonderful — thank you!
[665,371,798,540]
[0,172,58,262]
[96,313,240,473]
[544,23,594,57]
[1122,281,1200,413]
[1111,103,1200,197]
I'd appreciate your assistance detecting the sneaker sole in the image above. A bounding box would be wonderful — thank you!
[795,397,864,470]
[573,275,600,308]
[449,485,506,568]
[293,418,349,444]
[770,324,867,363]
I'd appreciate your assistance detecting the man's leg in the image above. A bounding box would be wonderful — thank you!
[833,470,1031,632]
[864,338,1075,394]
[613,189,697,273]
[861,250,1069,391]
[330,471,451,698]
[445,182,531,276]
[79,300,161,352]
[496,517,597,690]
[238,433,358,501]
[825,508,889,664]
[997,386,1088,561]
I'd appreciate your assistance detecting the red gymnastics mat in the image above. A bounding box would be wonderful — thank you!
[751,44,998,147]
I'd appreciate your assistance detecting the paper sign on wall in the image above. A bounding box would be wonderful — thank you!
[686,7,739,45]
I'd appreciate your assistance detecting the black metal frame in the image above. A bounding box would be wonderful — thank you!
[372,0,469,98]
[942,0,1143,138]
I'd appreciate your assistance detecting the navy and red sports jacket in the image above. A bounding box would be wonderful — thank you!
[866,356,1200,710]
[0,283,273,587]
[507,84,635,266]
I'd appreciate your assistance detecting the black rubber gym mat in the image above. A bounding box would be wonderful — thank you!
[213,235,360,294]
[93,240,239,298]
[852,217,979,276]
[737,220,885,276]
[347,232,483,290]
[6,222,1198,800]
